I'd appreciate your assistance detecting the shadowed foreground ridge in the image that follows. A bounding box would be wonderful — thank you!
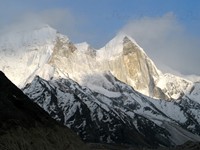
[0,71,88,150]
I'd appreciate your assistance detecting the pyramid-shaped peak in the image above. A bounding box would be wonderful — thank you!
[111,32,137,44]
[123,36,132,43]
[97,33,146,59]
[103,33,144,53]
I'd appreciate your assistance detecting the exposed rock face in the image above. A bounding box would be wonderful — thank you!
[46,33,191,100]
[0,71,89,150]
[122,37,161,97]
[49,36,77,61]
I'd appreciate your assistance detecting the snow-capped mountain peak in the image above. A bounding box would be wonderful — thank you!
[97,33,140,59]
[0,25,198,100]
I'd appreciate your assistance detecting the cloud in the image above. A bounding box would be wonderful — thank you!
[120,13,200,76]
[0,8,91,44]
[37,9,86,38]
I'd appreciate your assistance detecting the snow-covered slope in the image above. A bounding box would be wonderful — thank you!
[157,73,193,99]
[23,73,200,147]
[184,82,200,103]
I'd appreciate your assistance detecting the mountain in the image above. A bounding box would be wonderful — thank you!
[1,25,200,148]
[23,72,200,148]
[0,71,89,150]
[0,25,194,100]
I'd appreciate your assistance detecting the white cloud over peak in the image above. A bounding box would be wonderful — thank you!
[0,8,91,44]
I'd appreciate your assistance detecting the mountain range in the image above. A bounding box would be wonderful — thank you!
[1,24,200,149]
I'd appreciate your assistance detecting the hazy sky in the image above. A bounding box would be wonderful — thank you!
[1,0,200,76]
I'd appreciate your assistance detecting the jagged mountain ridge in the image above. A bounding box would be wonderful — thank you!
[1,25,200,149]
[23,72,200,147]
[0,71,89,150]
[0,25,195,100]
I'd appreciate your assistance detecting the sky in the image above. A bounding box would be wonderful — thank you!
[1,0,200,77]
